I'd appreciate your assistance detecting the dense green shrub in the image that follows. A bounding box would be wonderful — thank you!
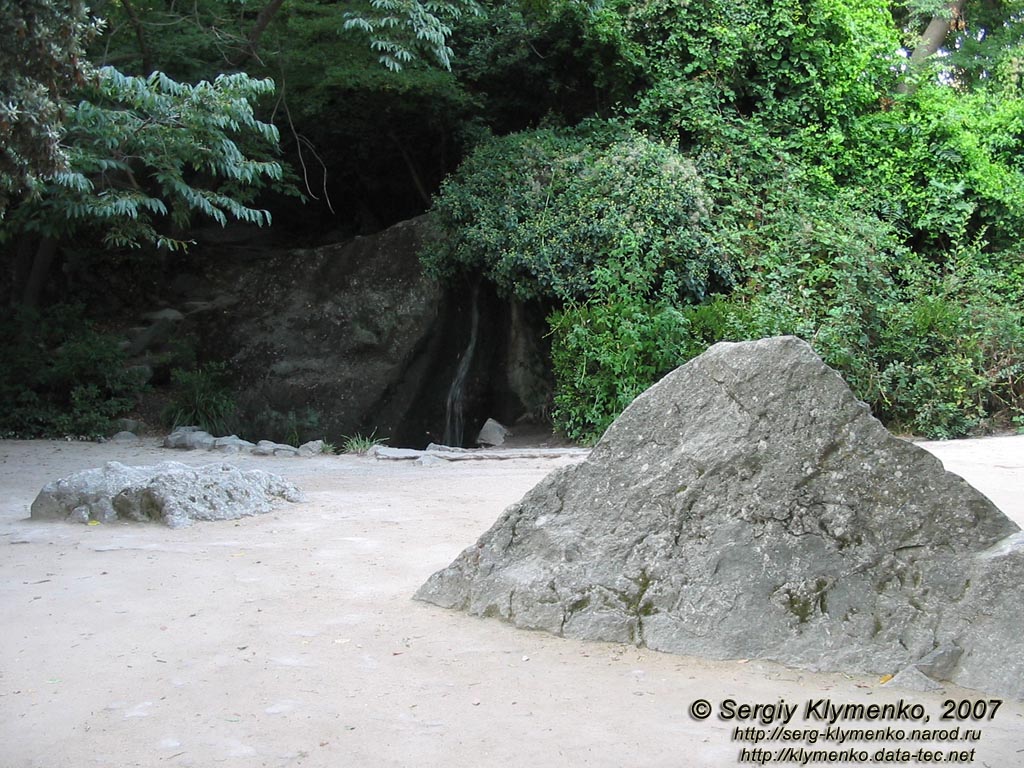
[708,204,1024,440]
[0,305,147,438]
[820,84,1024,258]
[592,0,900,145]
[873,258,1024,437]
[546,180,1024,443]
[422,122,734,303]
[548,296,691,442]
[415,3,1024,444]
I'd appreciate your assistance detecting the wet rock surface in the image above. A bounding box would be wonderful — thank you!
[416,336,1024,698]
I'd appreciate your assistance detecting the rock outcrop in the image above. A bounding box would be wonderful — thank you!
[108,216,553,447]
[416,336,1024,699]
[182,216,552,448]
[30,461,303,528]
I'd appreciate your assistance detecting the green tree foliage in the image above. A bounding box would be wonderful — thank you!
[2,66,284,309]
[450,1,638,130]
[706,201,1024,439]
[895,0,1024,88]
[264,1,479,221]
[6,67,282,251]
[0,3,288,435]
[90,0,490,227]
[824,84,1024,256]
[343,0,483,71]
[548,298,691,442]
[0,0,95,210]
[589,0,901,146]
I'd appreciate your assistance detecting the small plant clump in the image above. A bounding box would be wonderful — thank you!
[0,304,148,439]
[162,364,237,436]
[341,430,388,455]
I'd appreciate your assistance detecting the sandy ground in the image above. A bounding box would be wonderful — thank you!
[1,436,1022,768]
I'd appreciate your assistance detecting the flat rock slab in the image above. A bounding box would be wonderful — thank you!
[416,336,1024,699]
[30,461,304,528]
[372,445,590,461]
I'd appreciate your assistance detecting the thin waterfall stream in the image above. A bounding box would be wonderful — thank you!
[442,283,480,447]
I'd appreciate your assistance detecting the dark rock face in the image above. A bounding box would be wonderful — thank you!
[416,336,1024,698]
[187,216,551,447]
[197,216,447,445]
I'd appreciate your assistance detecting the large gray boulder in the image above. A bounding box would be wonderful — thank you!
[416,336,1024,699]
[31,461,303,528]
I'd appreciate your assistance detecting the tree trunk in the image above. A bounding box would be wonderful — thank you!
[898,0,966,93]
[21,237,59,310]
[910,0,966,66]
[231,0,286,67]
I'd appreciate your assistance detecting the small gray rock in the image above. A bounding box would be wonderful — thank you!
[370,446,423,460]
[109,431,141,444]
[183,430,216,450]
[884,666,945,693]
[252,440,298,457]
[212,435,256,454]
[298,440,325,457]
[163,426,204,449]
[251,439,275,456]
[913,643,964,681]
[476,418,511,448]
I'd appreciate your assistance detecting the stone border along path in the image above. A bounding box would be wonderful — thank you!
[161,425,590,462]
[162,426,326,457]
[370,444,592,462]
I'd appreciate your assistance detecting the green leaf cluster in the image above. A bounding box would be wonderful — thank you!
[823,84,1024,256]
[163,364,238,437]
[343,0,483,71]
[0,305,148,438]
[5,67,282,250]
[598,0,901,144]
[422,123,734,303]
[548,299,692,442]
[0,0,96,209]
[425,2,1024,441]
[681,190,1024,440]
